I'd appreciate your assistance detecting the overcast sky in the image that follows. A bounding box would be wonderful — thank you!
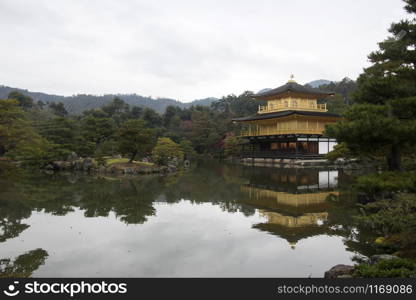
[0,0,409,102]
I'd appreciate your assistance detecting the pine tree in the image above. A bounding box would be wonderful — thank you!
[118,120,156,162]
[326,0,416,170]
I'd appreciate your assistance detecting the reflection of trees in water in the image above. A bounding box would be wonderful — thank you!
[0,170,32,242]
[320,188,381,257]
[76,178,149,223]
[0,162,376,258]
[0,249,48,278]
[164,165,255,216]
[0,220,29,243]
[0,164,255,237]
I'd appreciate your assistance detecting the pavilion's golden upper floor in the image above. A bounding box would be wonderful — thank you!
[232,77,340,137]
[258,97,327,114]
[240,115,338,137]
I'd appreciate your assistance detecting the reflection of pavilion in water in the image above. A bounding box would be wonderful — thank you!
[240,168,339,247]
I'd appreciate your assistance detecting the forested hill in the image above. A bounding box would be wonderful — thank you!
[0,85,217,114]
[0,77,356,115]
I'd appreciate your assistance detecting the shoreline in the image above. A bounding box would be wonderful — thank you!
[227,157,375,170]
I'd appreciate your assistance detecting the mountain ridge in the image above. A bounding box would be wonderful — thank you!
[305,79,333,88]
[0,84,218,114]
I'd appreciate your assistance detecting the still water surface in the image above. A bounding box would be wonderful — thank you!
[0,163,362,277]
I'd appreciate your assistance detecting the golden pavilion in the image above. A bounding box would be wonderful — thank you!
[233,76,341,158]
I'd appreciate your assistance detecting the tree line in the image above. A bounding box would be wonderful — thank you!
[0,76,361,168]
[0,87,268,167]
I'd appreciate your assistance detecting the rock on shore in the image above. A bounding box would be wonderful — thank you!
[324,264,354,278]
[43,154,179,175]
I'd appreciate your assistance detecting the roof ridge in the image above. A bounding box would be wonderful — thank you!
[254,81,334,98]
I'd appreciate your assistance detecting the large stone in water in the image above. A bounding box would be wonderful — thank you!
[82,158,96,171]
[66,152,78,162]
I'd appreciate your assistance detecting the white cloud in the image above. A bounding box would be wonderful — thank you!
[0,0,409,101]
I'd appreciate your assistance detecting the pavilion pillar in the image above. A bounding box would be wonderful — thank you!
[251,142,254,160]
[295,142,298,159]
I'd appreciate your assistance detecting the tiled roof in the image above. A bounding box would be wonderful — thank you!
[232,110,340,122]
[253,81,334,98]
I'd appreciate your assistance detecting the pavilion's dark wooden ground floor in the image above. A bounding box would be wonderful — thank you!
[240,134,337,159]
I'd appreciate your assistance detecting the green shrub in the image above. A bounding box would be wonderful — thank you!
[355,172,416,201]
[325,142,353,161]
[356,194,416,250]
[354,258,416,278]
[152,138,184,166]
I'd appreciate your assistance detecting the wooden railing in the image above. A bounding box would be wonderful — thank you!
[240,128,323,136]
[240,151,323,159]
[258,103,327,114]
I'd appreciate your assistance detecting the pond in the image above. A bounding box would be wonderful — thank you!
[0,163,366,277]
